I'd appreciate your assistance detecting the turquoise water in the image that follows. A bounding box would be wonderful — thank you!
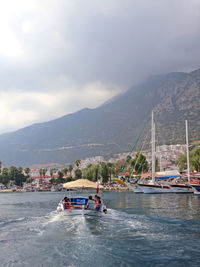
[0,191,200,266]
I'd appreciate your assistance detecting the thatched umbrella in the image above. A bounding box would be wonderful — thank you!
[63,179,103,189]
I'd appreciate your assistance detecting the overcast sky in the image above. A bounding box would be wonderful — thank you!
[0,0,200,134]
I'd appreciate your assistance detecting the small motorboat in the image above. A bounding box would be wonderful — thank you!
[56,179,107,216]
[57,196,107,217]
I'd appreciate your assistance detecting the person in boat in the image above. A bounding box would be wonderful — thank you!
[63,197,72,210]
[94,195,98,204]
[86,195,95,210]
[95,196,102,211]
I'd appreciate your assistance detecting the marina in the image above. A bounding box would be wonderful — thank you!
[0,1,199,266]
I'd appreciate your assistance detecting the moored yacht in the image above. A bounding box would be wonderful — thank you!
[138,111,173,194]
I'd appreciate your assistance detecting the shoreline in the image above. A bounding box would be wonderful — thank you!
[0,187,131,193]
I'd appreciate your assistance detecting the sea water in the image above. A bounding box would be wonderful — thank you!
[0,191,200,267]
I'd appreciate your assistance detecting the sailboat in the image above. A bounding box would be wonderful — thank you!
[138,111,172,193]
[185,120,200,194]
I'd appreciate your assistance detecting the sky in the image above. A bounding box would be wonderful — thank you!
[0,0,200,134]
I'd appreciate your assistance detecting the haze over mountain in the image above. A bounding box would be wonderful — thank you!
[0,68,200,167]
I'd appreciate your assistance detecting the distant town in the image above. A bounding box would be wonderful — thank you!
[1,141,199,192]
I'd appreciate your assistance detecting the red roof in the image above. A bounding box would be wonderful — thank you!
[119,172,129,176]
[63,175,71,178]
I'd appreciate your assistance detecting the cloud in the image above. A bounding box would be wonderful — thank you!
[0,81,119,133]
[0,0,200,133]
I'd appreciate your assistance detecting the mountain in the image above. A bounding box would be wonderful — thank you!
[0,69,200,167]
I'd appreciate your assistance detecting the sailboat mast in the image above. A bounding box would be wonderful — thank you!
[151,111,155,182]
[185,120,190,183]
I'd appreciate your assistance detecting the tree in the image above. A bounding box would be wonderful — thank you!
[42,169,47,177]
[155,157,160,172]
[68,165,73,176]
[0,168,9,185]
[74,169,82,180]
[83,164,99,181]
[100,162,109,183]
[62,168,68,175]
[190,147,200,172]
[9,166,18,181]
[57,171,64,184]
[39,169,43,177]
[18,167,23,174]
[115,160,124,175]
[26,177,34,183]
[177,153,187,172]
[107,162,115,182]
[24,167,30,177]
[178,147,200,172]
[2,168,9,175]
[130,152,149,175]
[8,166,26,186]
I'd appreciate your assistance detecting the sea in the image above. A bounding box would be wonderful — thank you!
[0,191,200,267]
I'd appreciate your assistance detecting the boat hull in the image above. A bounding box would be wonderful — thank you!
[132,186,143,193]
[138,184,172,194]
[190,185,200,195]
[126,183,143,193]
[169,184,193,193]
[57,196,106,217]
[59,208,103,217]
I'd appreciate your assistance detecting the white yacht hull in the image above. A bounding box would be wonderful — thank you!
[126,183,143,193]
[169,184,194,193]
[132,186,143,193]
[138,184,172,194]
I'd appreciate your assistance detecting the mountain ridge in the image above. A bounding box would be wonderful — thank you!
[0,68,200,166]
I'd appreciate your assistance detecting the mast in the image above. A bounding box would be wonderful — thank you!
[160,153,162,172]
[185,120,190,183]
[151,111,155,182]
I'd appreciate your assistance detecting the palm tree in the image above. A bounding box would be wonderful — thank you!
[24,167,30,177]
[2,168,9,175]
[18,167,23,174]
[75,160,81,169]
[39,169,43,177]
[42,169,47,177]
[62,168,68,175]
[50,169,54,178]
[107,162,115,182]
[68,164,73,176]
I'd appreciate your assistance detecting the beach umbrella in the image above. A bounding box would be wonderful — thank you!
[63,179,103,189]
